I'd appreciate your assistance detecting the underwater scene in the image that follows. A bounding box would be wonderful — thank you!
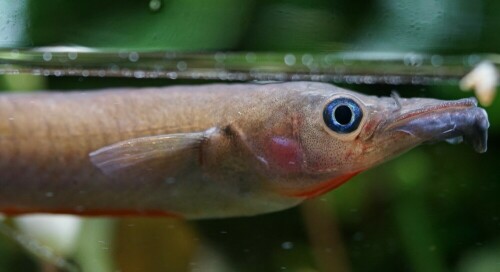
[0,0,499,271]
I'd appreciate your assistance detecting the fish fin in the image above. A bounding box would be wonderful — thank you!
[89,132,205,179]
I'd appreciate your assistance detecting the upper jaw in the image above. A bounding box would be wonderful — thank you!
[381,97,489,153]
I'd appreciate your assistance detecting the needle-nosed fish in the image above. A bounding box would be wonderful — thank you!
[0,82,489,219]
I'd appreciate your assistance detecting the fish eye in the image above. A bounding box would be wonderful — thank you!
[323,97,363,134]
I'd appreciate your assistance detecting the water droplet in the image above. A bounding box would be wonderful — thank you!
[362,76,376,84]
[134,71,146,78]
[149,0,162,11]
[42,52,52,61]
[214,52,226,62]
[403,53,423,67]
[301,54,314,66]
[167,72,178,79]
[191,72,200,79]
[284,54,296,66]
[467,54,481,66]
[121,69,132,77]
[176,61,187,71]
[245,52,256,62]
[128,52,139,62]
[109,64,120,73]
[67,52,78,60]
[281,241,294,250]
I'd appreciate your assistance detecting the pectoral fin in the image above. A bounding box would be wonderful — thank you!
[89,132,205,180]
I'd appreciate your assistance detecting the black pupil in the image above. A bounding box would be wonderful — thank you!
[334,105,352,125]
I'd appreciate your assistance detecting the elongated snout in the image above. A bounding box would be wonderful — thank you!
[386,98,489,153]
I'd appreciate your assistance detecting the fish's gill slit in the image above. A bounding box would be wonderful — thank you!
[222,124,238,138]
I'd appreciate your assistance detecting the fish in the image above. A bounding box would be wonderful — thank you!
[0,82,489,219]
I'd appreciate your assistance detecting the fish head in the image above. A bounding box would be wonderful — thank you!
[247,83,489,198]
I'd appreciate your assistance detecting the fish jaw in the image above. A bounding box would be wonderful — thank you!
[382,97,489,153]
[351,96,490,175]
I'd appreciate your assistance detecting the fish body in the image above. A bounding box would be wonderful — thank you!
[0,82,489,218]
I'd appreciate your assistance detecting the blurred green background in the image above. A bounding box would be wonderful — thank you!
[0,0,499,271]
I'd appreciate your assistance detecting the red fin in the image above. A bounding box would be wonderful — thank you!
[291,171,361,198]
[1,207,182,218]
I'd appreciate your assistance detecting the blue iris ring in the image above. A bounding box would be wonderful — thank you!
[323,98,363,134]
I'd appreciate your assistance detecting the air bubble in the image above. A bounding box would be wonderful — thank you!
[167,72,178,79]
[177,61,187,71]
[214,52,226,62]
[121,69,132,77]
[67,52,78,60]
[284,54,296,66]
[42,52,52,61]
[403,54,423,67]
[128,52,140,62]
[301,54,314,66]
[149,0,162,11]
[245,52,256,62]
[467,54,481,66]
[134,71,146,78]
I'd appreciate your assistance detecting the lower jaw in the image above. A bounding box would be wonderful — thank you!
[287,171,361,199]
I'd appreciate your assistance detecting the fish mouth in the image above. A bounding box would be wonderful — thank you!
[385,98,489,153]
